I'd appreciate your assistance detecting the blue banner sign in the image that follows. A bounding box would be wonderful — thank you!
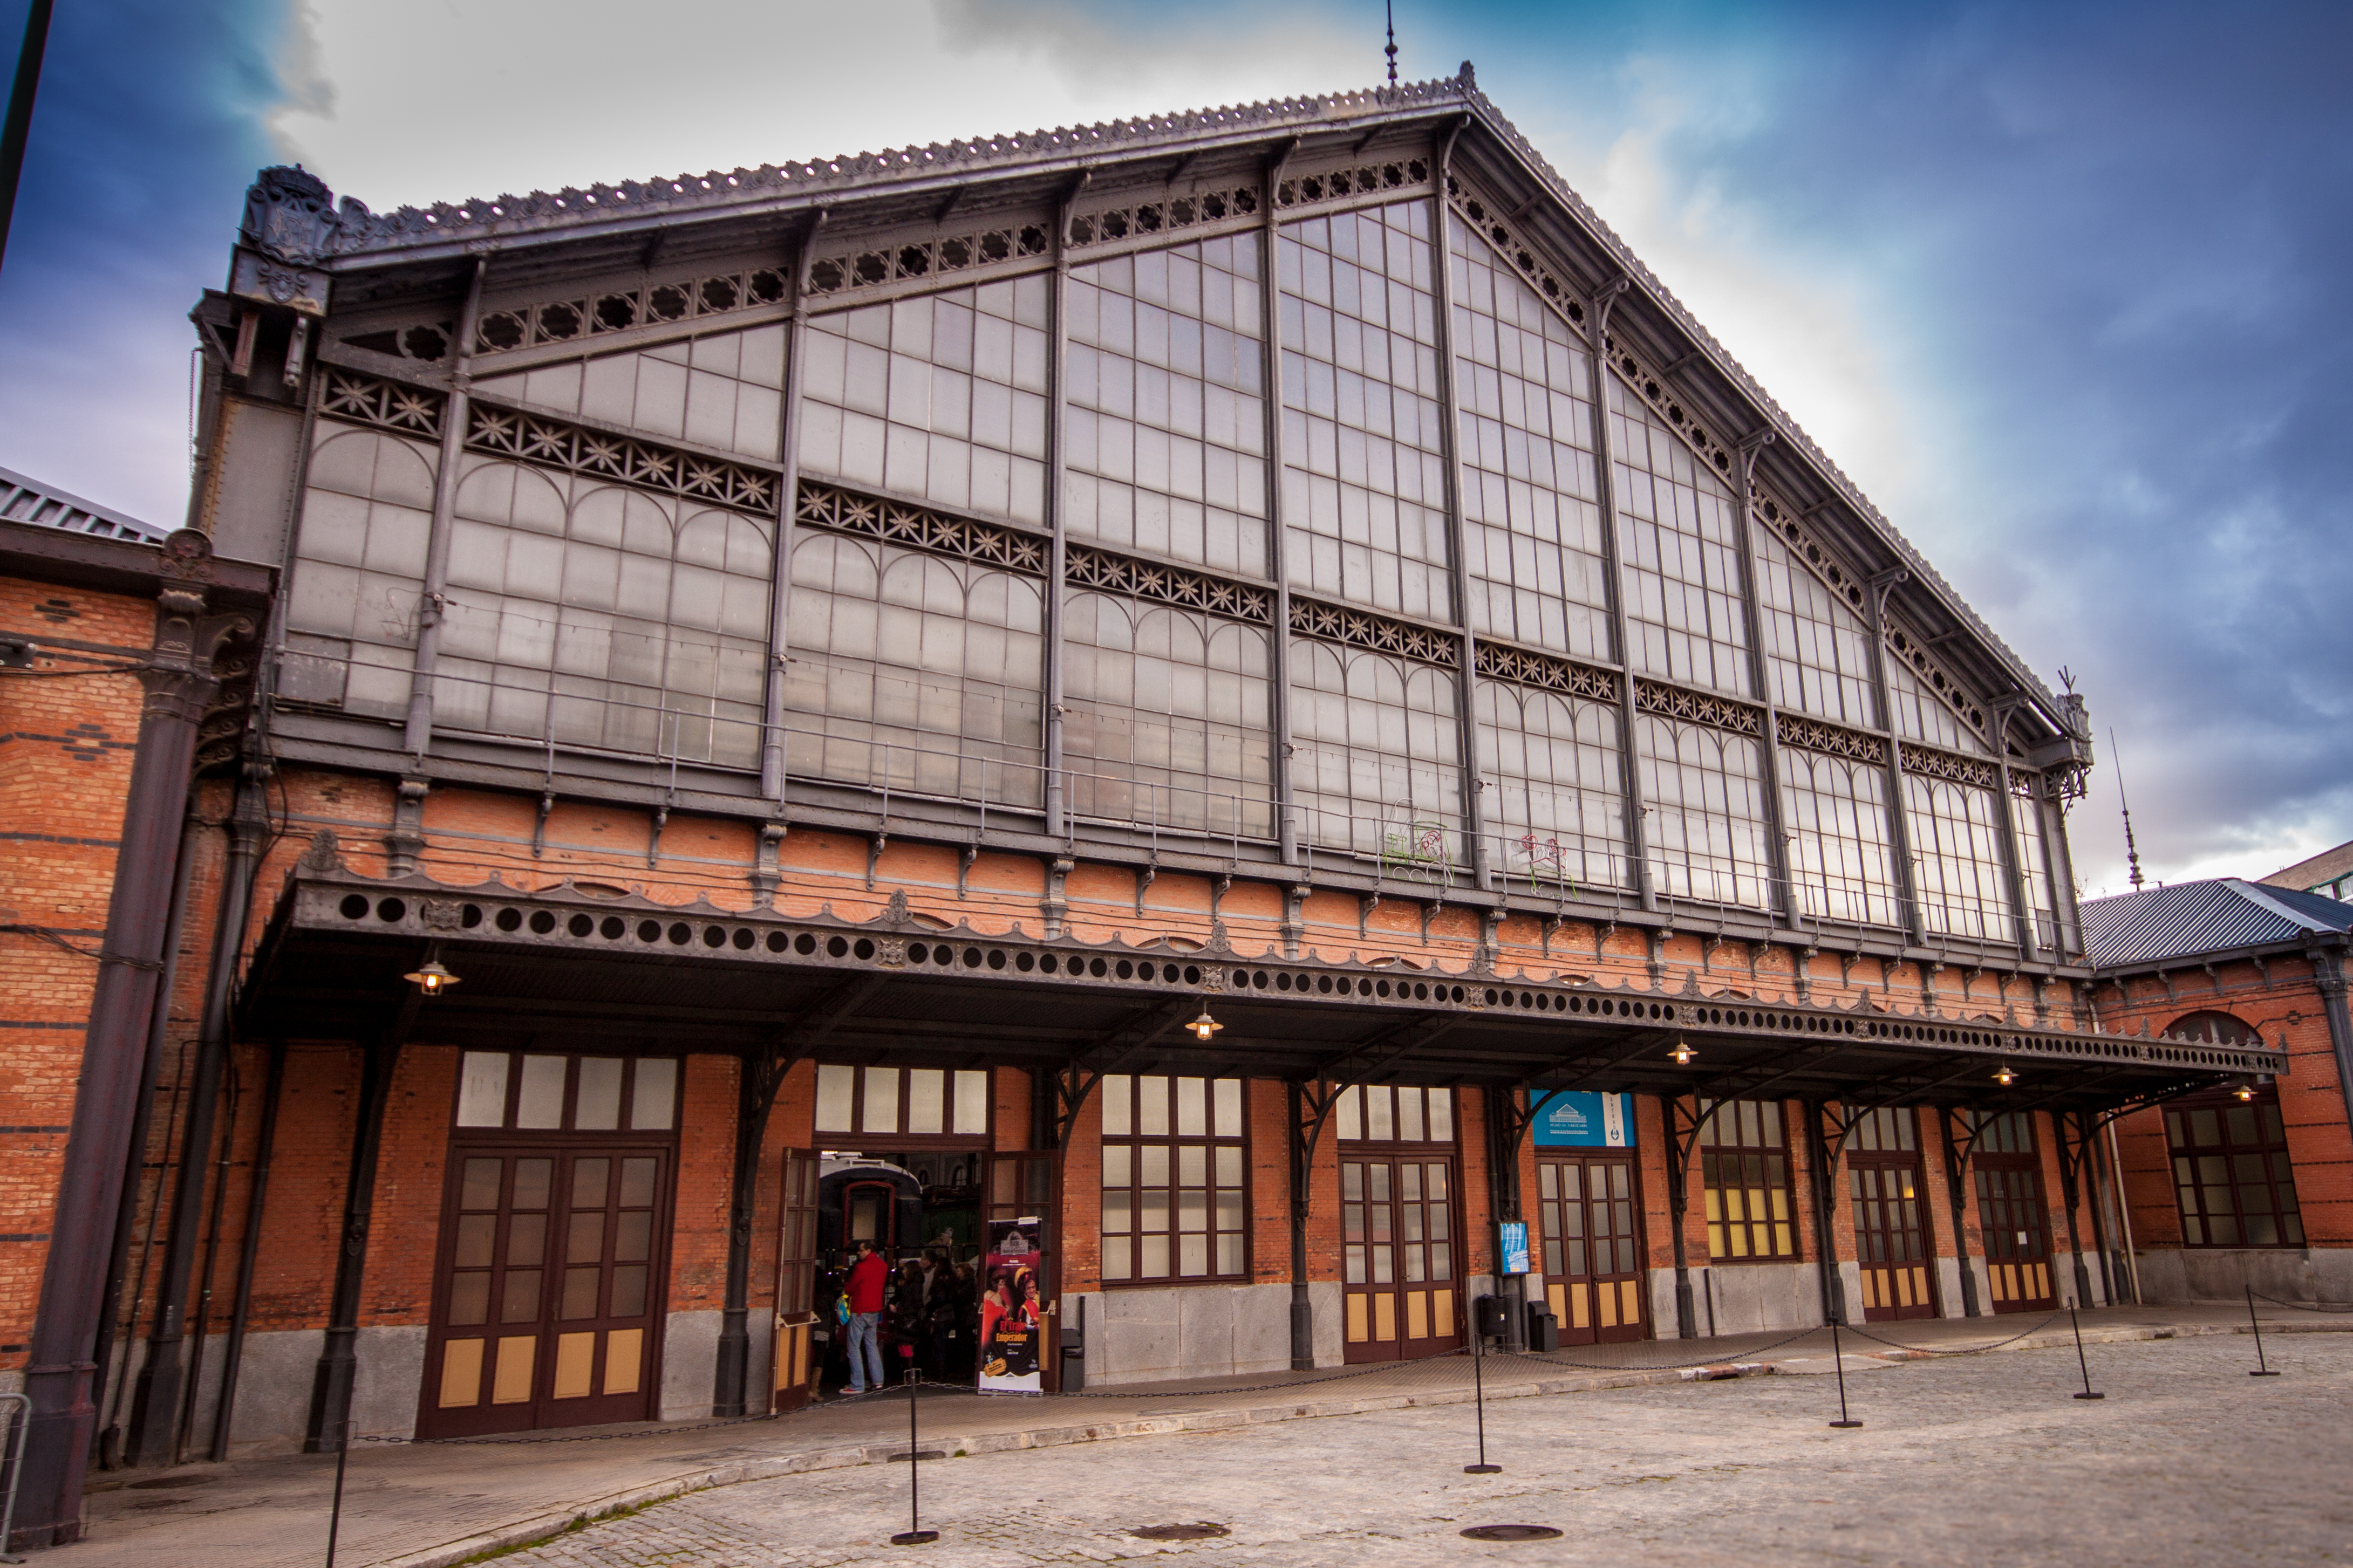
[1497,1221,1531,1276]
[1531,1091,1634,1148]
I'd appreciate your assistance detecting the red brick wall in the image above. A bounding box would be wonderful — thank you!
[666,1055,738,1316]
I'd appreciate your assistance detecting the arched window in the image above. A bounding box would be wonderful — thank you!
[2160,1014,2301,1249]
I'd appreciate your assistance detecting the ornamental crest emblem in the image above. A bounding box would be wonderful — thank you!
[240,165,342,265]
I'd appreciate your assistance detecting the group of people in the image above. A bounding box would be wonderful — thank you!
[831,1239,979,1393]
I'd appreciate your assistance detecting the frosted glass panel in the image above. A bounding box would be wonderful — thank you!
[456,1052,509,1127]
[630,1057,677,1131]
[516,1055,568,1129]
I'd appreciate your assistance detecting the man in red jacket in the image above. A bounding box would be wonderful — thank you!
[843,1238,888,1393]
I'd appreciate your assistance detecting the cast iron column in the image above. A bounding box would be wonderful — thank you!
[124,766,269,1464]
[304,1035,400,1451]
[16,555,249,1549]
[1483,1086,1525,1350]
[1660,1094,1696,1337]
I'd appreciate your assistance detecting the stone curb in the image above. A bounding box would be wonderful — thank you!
[379,1317,2353,1568]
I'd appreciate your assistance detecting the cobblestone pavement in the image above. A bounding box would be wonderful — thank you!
[490,1334,2352,1568]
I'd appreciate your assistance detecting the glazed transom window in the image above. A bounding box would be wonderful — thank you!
[2165,1090,2303,1248]
[1334,1084,1456,1143]
[455,1052,678,1133]
[813,1065,991,1139]
[1098,1074,1247,1284]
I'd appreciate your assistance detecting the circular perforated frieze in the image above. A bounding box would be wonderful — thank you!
[1460,1524,1564,1542]
[1129,1523,1231,1541]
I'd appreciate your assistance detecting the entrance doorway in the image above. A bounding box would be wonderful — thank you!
[1335,1085,1462,1364]
[1535,1155,1645,1343]
[1972,1112,2056,1312]
[1847,1107,1936,1321]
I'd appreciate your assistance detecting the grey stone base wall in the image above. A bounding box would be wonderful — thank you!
[1691,1261,1827,1334]
[660,1309,725,1421]
[1073,1281,1340,1385]
[2129,1246,2353,1305]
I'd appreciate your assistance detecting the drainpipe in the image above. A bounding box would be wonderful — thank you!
[124,766,268,1466]
[209,1040,284,1460]
[2308,940,2353,1131]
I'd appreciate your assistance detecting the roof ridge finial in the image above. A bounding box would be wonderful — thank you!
[1384,0,1399,84]
[2111,727,2145,891]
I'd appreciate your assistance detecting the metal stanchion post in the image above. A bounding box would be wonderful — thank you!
[891,1370,938,1545]
[324,1417,351,1568]
[2069,1304,2104,1400]
[1465,1326,1500,1474]
[1827,1318,1861,1429]
[2247,1286,2280,1377]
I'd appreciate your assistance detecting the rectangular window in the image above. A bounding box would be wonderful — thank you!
[1098,1073,1248,1284]
[1699,1099,1795,1259]
[1780,748,1901,929]
[1905,774,2014,941]
[1639,716,1772,909]
[811,1065,991,1140]
[1610,379,1752,697]
[2166,1091,2304,1248]
[1333,1084,1456,1144]
[1479,678,1630,893]
[453,1053,679,1133]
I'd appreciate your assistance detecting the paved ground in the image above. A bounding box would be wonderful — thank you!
[54,1305,2347,1567]
[475,1333,2353,1568]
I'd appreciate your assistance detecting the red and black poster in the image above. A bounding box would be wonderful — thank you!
[978,1217,1045,1393]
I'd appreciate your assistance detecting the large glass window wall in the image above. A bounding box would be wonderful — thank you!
[1611,384,1752,697]
[287,426,437,720]
[1446,217,1611,661]
[797,280,1051,528]
[1277,203,1451,621]
[432,460,773,768]
[1904,774,2014,941]
[1477,680,1628,892]
[472,326,787,461]
[1065,238,1268,578]
[782,532,1045,805]
[1291,640,1463,862]
[1887,655,1989,757]
[2010,784,2059,951]
[1779,748,1900,928]
[1061,593,1274,838]
[1637,716,1772,909]
[1753,527,1878,729]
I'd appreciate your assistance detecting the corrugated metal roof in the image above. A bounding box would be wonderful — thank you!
[0,464,168,544]
[2082,879,2353,969]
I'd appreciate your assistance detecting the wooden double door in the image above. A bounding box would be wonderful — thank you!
[1340,1154,1461,1361]
[421,1144,672,1438]
[1850,1155,1937,1321]
[1975,1159,2056,1312]
[1536,1155,1645,1344]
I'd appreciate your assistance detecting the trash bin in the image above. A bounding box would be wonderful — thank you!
[1474,1293,1511,1340]
[1058,1341,1086,1392]
[1526,1302,1559,1353]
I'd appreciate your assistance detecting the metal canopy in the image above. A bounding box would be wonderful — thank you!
[242,866,2278,1115]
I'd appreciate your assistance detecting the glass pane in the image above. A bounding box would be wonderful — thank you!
[1139,1076,1170,1135]
[631,1057,678,1131]
[953,1070,990,1134]
[1215,1146,1242,1185]
[610,1263,648,1317]
[862,1066,900,1133]
[513,1159,553,1209]
[1400,1090,1425,1142]
[1429,1088,1452,1143]
[1213,1078,1243,1138]
[1176,1077,1207,1136]
[1216,1189,1244,1231]
[615,1210,651,1263]
[908,1069,946,1134]
[1338,1087,1362,1141]
[571,1158,610,1210]
[814,1063,855,1133]
[1178,1146,1206,1186]
[453,1214,496,1269]
[1102,1190,1131,1230]
[1102,1144,1131,1185]
[456,1052,510,1127]
[461,1157,503,1210]
[516,1055,567,1128]
[1141,1145,1169,1185]
[1216,1233,1244,1275]
[567,1211,604,1264]
[1100,1075,1132,1136]
[1141,1234,1170,1276]
[561,1265,600,1320]
[501,1269,542,1323]
[575,1058,623,1130]
[508,1213,547,1266]
[1369,1090,1394,1141]
[447,1272,489,1326]
[619,1157,658,1208]
[1103,1236,1133,1280]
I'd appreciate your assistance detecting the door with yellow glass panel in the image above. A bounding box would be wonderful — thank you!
[1536,1156,1646,1344]
[1334,1082,1462,1364]
[420,1051,679,1439]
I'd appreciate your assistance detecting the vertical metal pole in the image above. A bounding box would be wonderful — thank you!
[889,1367,937,1545]
[1428,123,1488,891]
[1259,142,1300,862]
[1861,571,1927,945]
[761,212,823,800]
[0,1391,29,1563]
[1826,1318,1860,1427]
[1662,1095,1696,1338]
[0,0,55,275]
[1580,282,1653,908]
[1041,179,1086,840]
[2068,1304,2103,1399]
[1728,435,1798,927]
[401,258,489,757]
[2246,1286,2279,1376]
[2105,1118,2140,1306]
[1463,1314,1498,1473]
[210,1040,287,1460]
[323,1417,350,1568]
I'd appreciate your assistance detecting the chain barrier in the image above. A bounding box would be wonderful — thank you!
[1837,1311,2064,1358]
[1501,1324,1826,1374]
[2249,1290,2353,1314]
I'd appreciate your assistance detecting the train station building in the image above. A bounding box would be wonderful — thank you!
[3,66,2294,1549]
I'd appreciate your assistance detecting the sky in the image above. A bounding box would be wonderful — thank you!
[1,0,2347,899]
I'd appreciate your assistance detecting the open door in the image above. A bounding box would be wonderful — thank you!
[986,1151,1060,1387]
[771,1148,819,1412]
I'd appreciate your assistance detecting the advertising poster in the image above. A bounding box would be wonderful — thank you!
[978,1217,1045,1394]
[1531,1091,1634,1148]
[1497,1220,1532,1276]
